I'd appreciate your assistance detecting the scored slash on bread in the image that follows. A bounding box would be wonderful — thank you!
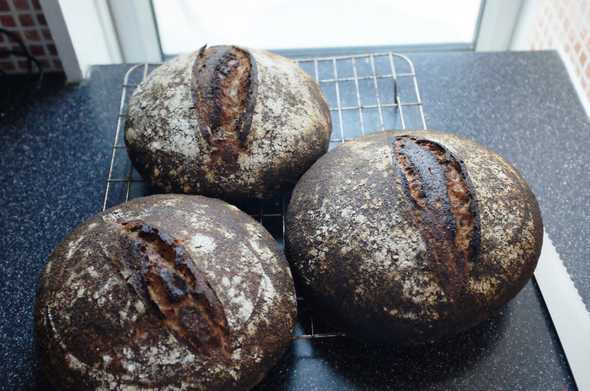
[391,135,480,305]
[118,219,231,361]
[193,45,257,146]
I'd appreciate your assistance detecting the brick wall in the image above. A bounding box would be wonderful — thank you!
[514,0,590,110]
[0,0,63,74]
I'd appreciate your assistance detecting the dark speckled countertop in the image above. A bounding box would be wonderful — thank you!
[1,51,588,390]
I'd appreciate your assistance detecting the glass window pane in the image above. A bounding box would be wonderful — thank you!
[153,0,483,55]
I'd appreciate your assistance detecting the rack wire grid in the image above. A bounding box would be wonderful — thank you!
[103,51,427,340]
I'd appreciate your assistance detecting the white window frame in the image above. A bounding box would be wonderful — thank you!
[41,0,522,83]
[475,0,525,51]
[40,0,162,82]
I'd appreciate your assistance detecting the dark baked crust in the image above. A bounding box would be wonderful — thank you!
[117,219,232,360]
[125,46,332,200]
[391,135,480,305]
[192,45,257,146]
[285,130,543,344]
[35,194,297,390]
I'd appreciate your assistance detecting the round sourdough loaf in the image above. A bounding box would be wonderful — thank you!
[286,130,543,344]
[125,45,331,199]
[35,194,297,390]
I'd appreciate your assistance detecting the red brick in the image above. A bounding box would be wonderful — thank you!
[0,0,9,12]
[0,14,16,27]
[14,0,29,11]
[0,61,16,71]
[23,29,40,41]
[36,13,46,25]
[28,44,44,56]
[17,59,29,70]
[18,13,34,26]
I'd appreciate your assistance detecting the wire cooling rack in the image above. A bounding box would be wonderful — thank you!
[102,52,427,340]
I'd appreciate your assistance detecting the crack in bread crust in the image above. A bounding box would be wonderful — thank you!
[193,45,257,146]
[393,135,480,304]
[118,219,231,360]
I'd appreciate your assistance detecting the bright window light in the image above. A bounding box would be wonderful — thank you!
[153,0,483,55]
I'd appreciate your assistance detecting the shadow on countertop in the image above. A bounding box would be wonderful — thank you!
[256,305,508,391]
[0,73,67,123]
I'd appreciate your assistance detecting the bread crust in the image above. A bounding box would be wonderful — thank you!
[125,46,332,199]
[285,130,543,344]
[35,194,297,390]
